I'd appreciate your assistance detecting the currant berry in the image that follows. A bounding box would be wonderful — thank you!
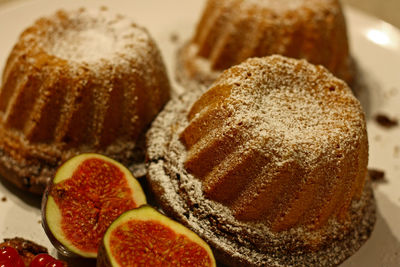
[0,247,24,267]
[0,247,20,262]
[0,261,15,267]
[45,259,64,267]
[29,254,55,267]
[14,256,25,267]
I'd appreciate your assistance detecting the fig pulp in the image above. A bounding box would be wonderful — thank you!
[42,153,146,258]
[97,206,216,267]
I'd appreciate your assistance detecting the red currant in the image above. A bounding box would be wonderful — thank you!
[29,254,55,267]
[14,256,25,267]
[0,261,15,267]
[0,247,20,262]
[46,259,64,267]
[0,247,24,267]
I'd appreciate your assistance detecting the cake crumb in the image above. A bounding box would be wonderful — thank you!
[170,32,179,43]
[368,168,386,182]
[388,87,398,97]
[374,135,381,142]
[374,114,398,128]
[394,146,400,158]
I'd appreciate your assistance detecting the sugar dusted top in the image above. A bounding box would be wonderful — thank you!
[0,6,171,193]
[190,55,366,168]
[146,55,374,266]
[19,7,152,67]
[220,0,338,15]
[178,55,368,235]
[232,0,339,15]
[245,0,306,11]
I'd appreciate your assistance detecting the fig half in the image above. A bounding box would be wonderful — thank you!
[97,205,216,267]
[42,153,146,258]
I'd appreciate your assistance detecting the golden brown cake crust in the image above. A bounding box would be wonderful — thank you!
[179,56,368,232]
[146,56,375,266]
[176,0,355,91]
[0,7,171,193]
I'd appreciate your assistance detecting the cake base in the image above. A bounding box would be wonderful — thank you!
[0,7,170,195]
[146,92,376,267]
[0,135,147,194]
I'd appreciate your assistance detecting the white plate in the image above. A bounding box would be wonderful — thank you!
[0,1,399,266]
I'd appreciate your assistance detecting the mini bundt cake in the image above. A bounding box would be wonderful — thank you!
[0,7,171,193]
[177,0,354,90]
[147,56,375,266]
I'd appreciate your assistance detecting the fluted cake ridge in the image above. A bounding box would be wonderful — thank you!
[180,55,368,231]
[0,7,171,193]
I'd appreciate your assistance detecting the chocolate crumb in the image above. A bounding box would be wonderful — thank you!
[374,135,381,142]
[170,32,179,43]
[368,168,386,182]
[374,114,398,128]
[1,197,6,202]
[388,87,398,97]
[394,146,400,158]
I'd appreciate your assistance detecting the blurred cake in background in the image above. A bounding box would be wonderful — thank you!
[177,0,354,91]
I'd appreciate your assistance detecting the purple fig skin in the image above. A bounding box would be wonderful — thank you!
[96,205,216,267]
[96,242,112,267]
[41,180,82,258]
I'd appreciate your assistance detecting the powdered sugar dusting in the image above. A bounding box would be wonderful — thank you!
[0,6,171,192]
[245,0,307,11]
[45,8,149,64]
[50,28,116,62]
[210,56,365,168]
[147,56,375,266]
[180,56,368,227]
[176,0,352,91]
[146,90,375,266]
[20,7,152,68]
[219,0,338,15]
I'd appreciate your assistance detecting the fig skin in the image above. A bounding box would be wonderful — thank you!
[42,153,147,258]
[97,205,216,267]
